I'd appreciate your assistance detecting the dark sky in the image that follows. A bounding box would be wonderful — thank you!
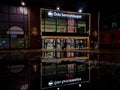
[1,0,120,16]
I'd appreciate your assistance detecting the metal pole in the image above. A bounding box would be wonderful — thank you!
[98,12,100,48]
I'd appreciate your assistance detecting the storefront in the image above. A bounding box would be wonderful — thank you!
[40,8,91,59]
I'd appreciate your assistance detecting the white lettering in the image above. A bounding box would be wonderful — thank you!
[54,81,61,85]
[54,12,62,17]
[48,77,82,86]
[48,11,82,19]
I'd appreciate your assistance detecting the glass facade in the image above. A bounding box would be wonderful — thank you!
[41,9,90,35]
[0,5,28,49]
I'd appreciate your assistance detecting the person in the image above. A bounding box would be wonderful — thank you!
[23,34,29,49]
[30,27,41,49]
[91,30,98,48]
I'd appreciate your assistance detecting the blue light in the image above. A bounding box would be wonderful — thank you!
[11,34,17,38]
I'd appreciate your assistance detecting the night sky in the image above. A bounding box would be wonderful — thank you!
[0,0,120,16]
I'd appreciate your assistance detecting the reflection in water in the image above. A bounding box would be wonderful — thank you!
[0,52,120,90]
[90,53,120,90]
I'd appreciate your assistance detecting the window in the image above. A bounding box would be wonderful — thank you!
[0,5,28,49]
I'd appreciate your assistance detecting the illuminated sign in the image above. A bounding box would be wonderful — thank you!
[10,34,17,38]
[48,11,82,19]
[48,78,81,86]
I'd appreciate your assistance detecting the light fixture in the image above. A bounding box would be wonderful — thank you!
[57,87,60,90]
[78,84,82,87]
[56,6,60,10]
[21,1,25,6]
[78,8,83,13]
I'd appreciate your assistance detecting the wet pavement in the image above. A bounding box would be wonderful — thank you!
[0,49,120,90]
